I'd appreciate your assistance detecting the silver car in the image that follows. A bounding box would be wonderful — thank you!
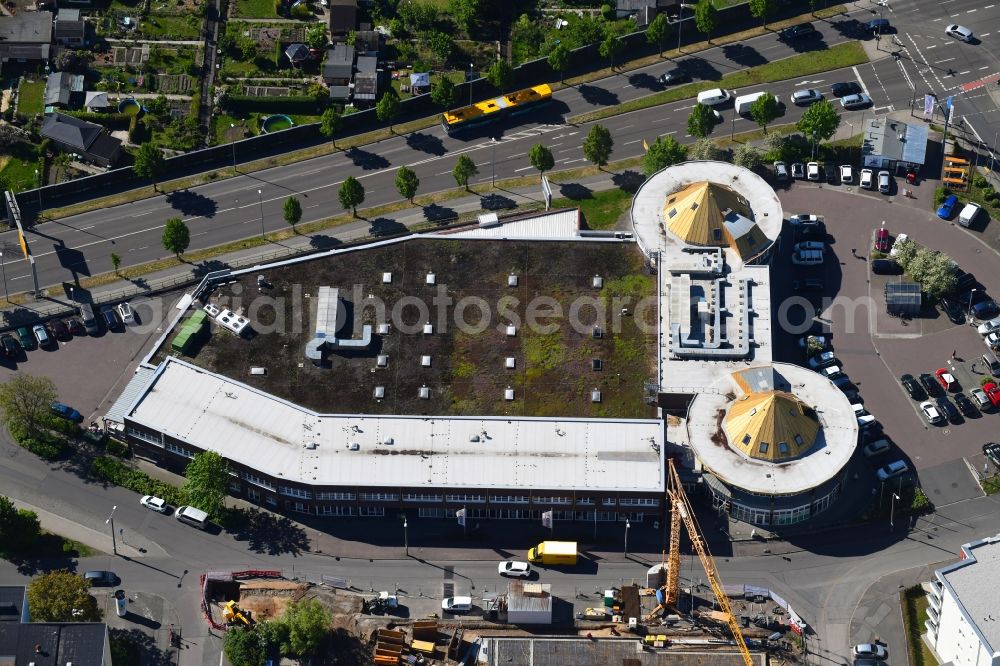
[840,93,872,109]
[945,24,973,41]
[791,88,823,106]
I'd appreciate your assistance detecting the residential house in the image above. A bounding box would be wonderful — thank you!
[40,112,123,167]
[284,42,309,67]
[54,8,86,47]
[352,29,382,56]
[0,586,112,665]
[44,71,84,109]
[353,54,380,105]
[323,43,355,101]
[328,0,358,37]
[0,12,53,66]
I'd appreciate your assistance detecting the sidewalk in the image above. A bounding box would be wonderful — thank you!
[11,497,145,558]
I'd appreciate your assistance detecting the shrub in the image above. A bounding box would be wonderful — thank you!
[291,3,311,19]
[62,111,131,130]
[974,175,988,188]
[933,187,949,206]
[908,487,933,515]
[105,439,131,458]
[90,456,185,505]
[600,3,615,19]
[982,375,996,387]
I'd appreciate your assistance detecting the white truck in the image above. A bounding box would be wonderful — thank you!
[735,91,769,116]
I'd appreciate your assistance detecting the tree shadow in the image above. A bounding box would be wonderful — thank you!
[193,259,232,277]
[480,193,517,210]
[345,147,391,170]
[423,203,457,223]
[577,84,619,107]
[786,35,829,53]
[722,44,767,68]
[627,72,659,92]
[612,170,647,194]
[308,234,342,250]
[110,627,174,666]
[405,132,446,156]
[225,507,311,556]
[828,18,868,39]
[559,183,594,201]
[165,189,218,218]
[678,56,722,82]
[369,217,408,236]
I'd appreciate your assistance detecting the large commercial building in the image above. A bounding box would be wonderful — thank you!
[926,533,1000,666]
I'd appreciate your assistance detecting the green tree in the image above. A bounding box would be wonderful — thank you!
[134,143,166,192]
[689,137,722,161]
[694,0,719,40]
[687,102,717,139]
[645,13,670,55]
[643,135,688,175]
[145,94,170,119]
[224,627,265,666]
[921,251,958,300]
[748,0,776,27]
[182,451,229,518]
[486,59,514,92]
[548,43,572,83]
[749,92,781,133]
[283,196,302,230]
[283,599,331,657]
[319,108,344,147]
[0,373,57,439]
[306,23,328,49]
[448,0,480,33]
[582,124,614,169]
[27,571,101,622]
[339,176,365,216]
[891,238,918,270]
[375,89,401,132]
[599,34,624,70]
[111,252,121,275]
[796,99,841,157]
[161,217,190,258]
[239,36,257,62]
[528,143,555,178]
[428,31,454,64]
[395,166,420,202]
[431,76,456,108]
[0,495,41,554]
[452,155,479,190]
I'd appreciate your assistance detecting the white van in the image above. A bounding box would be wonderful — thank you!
[734,91,768,115]
[697,88,732,107]
[441,596,473,613]
[175,505,209,529]
[958,202,982,228]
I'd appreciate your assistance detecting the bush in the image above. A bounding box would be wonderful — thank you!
[291,3,311,19]
[224,94,328,115]
[982,376,997,387]
[7,419,71,460]
[62,111,131,130]
[908,487,933,515]
[933,187,950,206]
[600,3,615,19]
[974,175,988,188]
[90,456,185,505]
[105,439,131,458]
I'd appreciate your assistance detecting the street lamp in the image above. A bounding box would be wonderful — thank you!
[624,519,631,560]
[0,251,7,302]
[69,286,74,303]
[230,124,237,173]
[468,63,474,106]
[676,4,695,52]
[34,169,42,210]
[889,493,900,531]
[969,288,978,315]
[105,505,118,555]
[491,138,499,187]
[257,189,264,238]
[403,516,409,556]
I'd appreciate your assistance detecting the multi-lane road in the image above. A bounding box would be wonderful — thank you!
[9,0,999,296]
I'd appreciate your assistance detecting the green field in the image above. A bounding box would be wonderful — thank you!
[553,187,633,230]
[17,79,45,117]
[902,586,939,666]
[138,13,202,39]
[233,0,278,18]
[0,144,41,191]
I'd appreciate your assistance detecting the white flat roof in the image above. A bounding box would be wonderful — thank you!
[441,208,581,240]
[127,358,665,492]
[937,534,1000,654]
[683,363,857,495]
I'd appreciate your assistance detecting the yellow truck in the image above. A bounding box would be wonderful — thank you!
[527,540,578,565]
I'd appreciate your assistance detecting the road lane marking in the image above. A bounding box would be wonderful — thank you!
[852,65,872,97]
[619,124,634,130]
[935,57,956,63]
[132,211,153,217]
[959,70,970,75]
[514,166,534,172]
[925,44,937,49]
[979,66,991,70]
[966,7,977,11]
[624,139,643,145]
[982,32,992,36]
[561,158,586,164]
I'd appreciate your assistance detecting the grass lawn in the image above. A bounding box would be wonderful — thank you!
[570,41,869,124]
[233,0,278,18]
[17,79,45,117]
[553,187,633,230]
[138,13,202,39]
[901,586,939,666]
[983,475,1000,494]
[0,143,41,191]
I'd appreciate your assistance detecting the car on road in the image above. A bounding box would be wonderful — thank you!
[774,161,789,182]
[806,162,821,181]
[498,561,532,578]
[954,392,978,417]
[441,596,474,613]
[935,367,957,391]
[50,402,83,422]
[84,571,119,587]
[840,164,854,184]
[791,163,805,179]
[937,194,960,219]
[792,278,825,292]
[977,316,1000,336]
[840,93,872,109]
[794,241,826,253]
[862,439,891,458]
[117,302,136,326]
[659,68,691,85]
[860,168,874,190]
[900,374,925,400]
[878,170,891,193]
[791,89,823,106]
[808,351,837,369]
[140,495,170,513]
[854,644,888,659]
[792,249,825,266]
[939,297,966,325]
[889,233,908,257]
[780,22,816,39]
[0,334,20,358]
[867,18,891,34]
[32,324,51,348]
[874,227,891,252]
[937,397,961,423]
[16,326,35,351]
[831,82,862,98]
[877,460,909,481]
[971,387,993,410]
[871,259,902,275]
[919,373,943,397]
[920,401,944,425]
[945,24,973,41]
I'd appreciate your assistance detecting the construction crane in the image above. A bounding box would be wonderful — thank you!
[661,459,754,666]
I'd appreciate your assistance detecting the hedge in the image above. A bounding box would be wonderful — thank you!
[62,111,132,130]
[224,93,328,115]
[8,417,76,460]
[90,456,185,506]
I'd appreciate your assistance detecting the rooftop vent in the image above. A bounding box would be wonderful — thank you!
[378,323,390,335]
[383,437,394,445]
[506,325,516,337]
[592,359,603,371]
[250,367,267,376]
[478,212,500,228]
[376,355,388,367]
[592,275,603,288]
[305,442,318,450]
[505,387,515,401]
[421,355,432,367]
[419,386,431,399]
[374,386,385,399]
[593,326,603,339]
[508,274,518,287]
[506,357,516,369]
[349,443,360,451]
[591,389,602,403]
[382,272,392,284]
[423,322,433,335]
[426,272,436,285]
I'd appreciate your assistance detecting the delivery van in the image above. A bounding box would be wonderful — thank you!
[958,202,982,228]
[735,91,769,116]
[696,88,732,107]
[175,505,209,529]
[527,540,578,565]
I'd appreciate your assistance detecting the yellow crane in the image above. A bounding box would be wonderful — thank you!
[662,459,754,666]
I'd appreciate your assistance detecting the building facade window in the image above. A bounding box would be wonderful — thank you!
[532,496,571,505]
[165,441,195,459]
[316,505,356,516]
[404,494,443,503]
[289,501,310,514]
[576,497,595,505]
[247,488,261,503]
[241,472,276,491]
[603,497,618,506]
[229,481,242,493]
[127,426,161,446]
[489,496,528,504]
[359,492,397,502]
[316,491,355,501]
[280,486,313,499]
[359,506,385,517]
[418,508,448,518]
[619,497,659,507]
[446,494,485,503]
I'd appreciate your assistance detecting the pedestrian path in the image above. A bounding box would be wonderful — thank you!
[11,497,146,558]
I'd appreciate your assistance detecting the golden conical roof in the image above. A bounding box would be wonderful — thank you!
[724,390,820,462]
[663,181,751,247]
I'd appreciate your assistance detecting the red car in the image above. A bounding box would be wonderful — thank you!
[984,382,1000,407]
[935,368,957,391]
[874,227,891,252]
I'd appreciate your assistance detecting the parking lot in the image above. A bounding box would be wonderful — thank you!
[774,177,999,506]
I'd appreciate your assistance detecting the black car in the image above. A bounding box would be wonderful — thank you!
[780,22,816,39]
[0,333,19,358]
[792,278,825,292]
[49,319,71,342]
[793,221,826,240]
[872,259,902,275]
[972,298,1000,320]
[64,318,87,336]
[824,161,838,184]
[919,373,943,397]
[954,392,978,417]
[954,271,978,295]
[937,397,962,423]
[939,297,966,325]
[659,68,691,85]
[831,82,863,98]
[900,374,925,400]
[84,570,119,587]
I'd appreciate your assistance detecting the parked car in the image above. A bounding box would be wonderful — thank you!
[984,442,1000,467]
[64,318,87,336]
[867,18,891,34]
[84,571,119,587]
[977,316,1000,336]
[972,298,1000,320]
[16,326,35,351]
[660,68,691,85]
[874,227,891,252]
[48,319,71,341]
[889,233,908,257]
[791,89,823,106]
[854,644,888,659]
[940,297,966,325]
[877,460,909,481]
[955,271,979,295]
[831,82,862,98]
[0,334,20,358]
[872,259,902,275]
[780,22,816,39]
[840,165,854,184]
[117,302,136,325]
[840,93,872,109]
[101,306,121,330]
[860,168,874,190]
[50,402,83,423]
[799,334,828,350]
[32,324,51,348]
[945,24,973,41]
[900,374,925,400]
[792,249,825,266]
[862,439,891,458]
[441,596,474,613]
[791,163,805,179]
[808,351,838,369]
[984,382,1000,407]
[789,213,822,225]
[878,170,891,193]
[985,332,1000,349]
[937,194,959,219]
[935,367,957,391]
[794,241,826,253]
[774,161,789,182]
[919,373,943,397]
[937,397,961,423]
[920,401,945,425]
[971,387,993,410]
[140,495,170,513]
[498,561,532,578]
[954,392,978,417]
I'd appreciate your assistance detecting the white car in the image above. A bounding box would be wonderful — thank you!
[808,351,837,369]
[792,249,824,266]
[977,316,1000,336]
[854,644,888,659]
[806,162,821,181]
[498,561,532,578]
[889,233,908,257]
[117,302,136,325]
[878,170,891,193]
[441,596,473,613]
[860,168,874,190]
[140,495,169,513]
[945,24,973,41]
[840,164,854,184]
[986,332,1000,349]
[920,401,944,425]
[789,213,821,224]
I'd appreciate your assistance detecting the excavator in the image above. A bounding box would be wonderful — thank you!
[644,459,754,666]
[222,600,255,627]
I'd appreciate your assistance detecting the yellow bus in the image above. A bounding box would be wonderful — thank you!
[440,84,553,135]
